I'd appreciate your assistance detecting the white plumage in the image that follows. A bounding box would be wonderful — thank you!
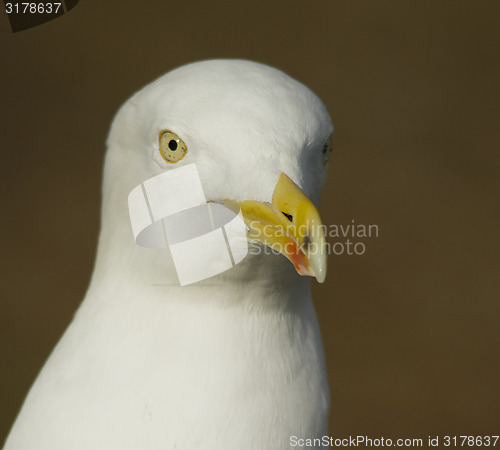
[4,59,333,449]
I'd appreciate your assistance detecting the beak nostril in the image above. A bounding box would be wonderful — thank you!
[282,212,293,222]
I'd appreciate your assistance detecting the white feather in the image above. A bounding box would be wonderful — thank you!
[4,59,333,449]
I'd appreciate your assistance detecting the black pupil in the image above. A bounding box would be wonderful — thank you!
[168,140,178,151]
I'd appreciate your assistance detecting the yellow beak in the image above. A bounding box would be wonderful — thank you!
[226,174,327,283]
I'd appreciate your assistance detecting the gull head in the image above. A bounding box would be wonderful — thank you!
[102,59,334,286]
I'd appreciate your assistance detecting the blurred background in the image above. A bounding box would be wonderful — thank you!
[1,0,499,444]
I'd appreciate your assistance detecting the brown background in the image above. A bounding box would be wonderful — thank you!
[1,0,499,445]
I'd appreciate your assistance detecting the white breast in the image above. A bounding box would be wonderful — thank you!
[4,279,329,450]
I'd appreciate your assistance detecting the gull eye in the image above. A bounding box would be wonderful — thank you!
[159,130,187,164]
[321,134,333,166]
